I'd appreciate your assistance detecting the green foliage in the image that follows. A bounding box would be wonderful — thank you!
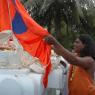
[86,8,95,28]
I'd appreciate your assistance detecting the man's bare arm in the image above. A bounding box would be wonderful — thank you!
[53,41,93,69]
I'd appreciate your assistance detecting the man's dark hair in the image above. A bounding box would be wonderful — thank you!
[78,34,95,60]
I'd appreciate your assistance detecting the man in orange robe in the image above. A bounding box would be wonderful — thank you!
[44,34,95,95]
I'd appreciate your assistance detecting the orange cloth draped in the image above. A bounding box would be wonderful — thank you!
[68,65,95,95]
[0,0,51,88]
[0,0,11,31]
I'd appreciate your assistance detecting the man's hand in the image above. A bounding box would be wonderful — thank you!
[44,35,57,45]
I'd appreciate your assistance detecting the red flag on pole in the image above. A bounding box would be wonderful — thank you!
[0,0,51,88]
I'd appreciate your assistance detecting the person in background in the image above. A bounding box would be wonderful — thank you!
[44,34,95,95]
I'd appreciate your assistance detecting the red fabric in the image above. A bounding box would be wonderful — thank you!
[0,0,11,31]
[68,66,95,95]
[0,0,52,88]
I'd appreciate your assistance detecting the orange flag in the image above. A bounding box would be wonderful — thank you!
[0,0,52,88]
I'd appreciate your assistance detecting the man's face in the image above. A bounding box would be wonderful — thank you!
[73,38,85,53]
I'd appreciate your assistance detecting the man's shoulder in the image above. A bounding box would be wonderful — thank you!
[83,56,95,67]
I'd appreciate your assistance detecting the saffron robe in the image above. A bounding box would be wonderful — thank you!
[68,65,95,95]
